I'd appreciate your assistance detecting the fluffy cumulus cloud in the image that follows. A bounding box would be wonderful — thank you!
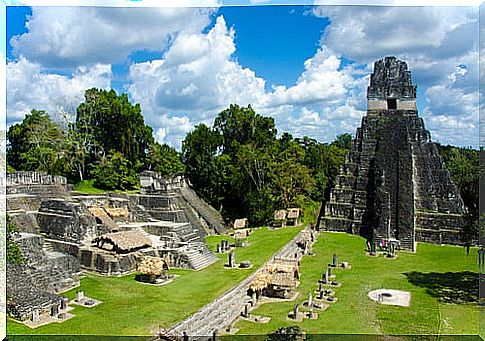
[128,16,267,146]
[313,6,477,63]
[6,6,480,148]
[10,7,214,69]
[7,57,112,124]
[256,47,369,141]
[423,68,478,147]
[0,51,6,131]
[128,18,371,146]
[312,6,479,147]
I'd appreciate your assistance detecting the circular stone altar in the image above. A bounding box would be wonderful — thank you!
[368,289,411,307]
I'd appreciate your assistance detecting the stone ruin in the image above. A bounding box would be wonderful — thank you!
[6,171,228,323]
[318,57,466,251]
[248,257,300,300]
[272,208,301,227]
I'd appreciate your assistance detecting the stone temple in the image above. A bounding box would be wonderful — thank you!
[6,170,227,322]
[318,56,466,251]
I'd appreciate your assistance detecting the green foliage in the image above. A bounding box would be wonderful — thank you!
[182,104,347,226]
[272,141,315,207]
[76,88,154,166]
[437,144,479,244]
[182,124,222,203]
[6,88,188,192]
[6,216,24,265]
[74,179,106,194]
[214,104,276,154]
[6,164,16,173]
[331,132,353,150]
[146,142,185,176]
[7,110,68,175]
[297,137,347,203]
[267,326,303,341]
[91,151,139,191]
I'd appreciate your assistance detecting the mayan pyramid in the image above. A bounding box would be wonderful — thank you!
[318,56,466,251]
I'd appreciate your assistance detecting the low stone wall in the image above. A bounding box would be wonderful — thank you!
[7,194,43,212]
[415,212,464,245]
[7,172,67,186]
[37,199,97,243]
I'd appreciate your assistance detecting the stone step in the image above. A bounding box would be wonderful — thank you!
[185,250,219,270]
[43,242,55,253]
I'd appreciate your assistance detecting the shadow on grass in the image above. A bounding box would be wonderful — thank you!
[404,271,478,304]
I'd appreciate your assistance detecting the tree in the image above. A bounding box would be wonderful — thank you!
[332,133,353,150]
[438,144,479,245]
[76,88,154,167]
[298,137,347,203]
[267,326,303,341]
[6,215,24,265]
[214,104,276,155]
[91,151,139,191]
[273,141,315,208]
[146,142,185,176]
[182,124,221,202]
[7,109,67,175]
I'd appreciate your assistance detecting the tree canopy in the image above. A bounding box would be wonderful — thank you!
[7,88,185,191]
[437,144,479,245]
[6,89,478,242]
[181,104,348,225]
[7,109,67,175]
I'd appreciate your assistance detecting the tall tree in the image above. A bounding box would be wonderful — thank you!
[182,124,221,201]
[273,141,315,208]
[91,151,139,191]
[146,142,185,176]
[214,104,276,155]
[7,109,67,175]
[438,144,479,244]
[76,88,154,167]
[332,133,353,150]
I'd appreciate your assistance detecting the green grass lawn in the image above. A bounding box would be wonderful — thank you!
[234,232,479,336]
[73,180,107,194]
[7,225,302,336]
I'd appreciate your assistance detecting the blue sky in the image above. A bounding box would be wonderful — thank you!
[5,5,479,148]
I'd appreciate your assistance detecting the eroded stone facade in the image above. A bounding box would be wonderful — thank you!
[318,57,466,251]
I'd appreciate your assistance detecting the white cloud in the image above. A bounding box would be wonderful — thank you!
[154,114,194,149]
[423,79,478,147]
[7,57,112,124]
[10,7,215,68]
[0,51,6,131]
[314,6,477,64]
[128,15,267,145]
[128,16,374,147]
[261,47,355,108]
[6,6,479,149]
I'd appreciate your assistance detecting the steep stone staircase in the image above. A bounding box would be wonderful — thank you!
[179,187,226,235]
[182,243,219,270]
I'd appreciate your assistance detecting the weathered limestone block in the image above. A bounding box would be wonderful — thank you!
[14,233,46,265]
[37,199,96,243]
[9,213,40,234]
